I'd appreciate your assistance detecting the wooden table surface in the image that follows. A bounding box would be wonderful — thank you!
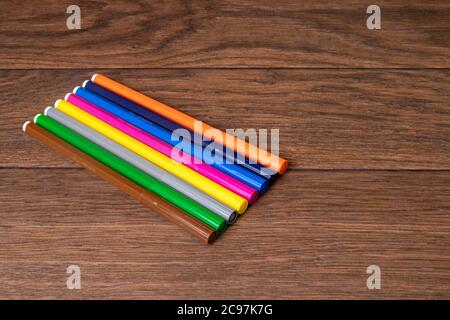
[1,0,449,299]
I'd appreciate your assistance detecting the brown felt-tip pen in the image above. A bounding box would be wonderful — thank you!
[23,121,218,244]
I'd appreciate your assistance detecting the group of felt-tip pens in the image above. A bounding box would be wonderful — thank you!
[23,74,288,243]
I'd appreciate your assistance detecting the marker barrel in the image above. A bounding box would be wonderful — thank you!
[55,99,248,213]
[75,86,269,194]
[23,122,218,243]
[84,80,276,182]
[92,74,288,174]
[46,107,237,224]
[34,114,228,232]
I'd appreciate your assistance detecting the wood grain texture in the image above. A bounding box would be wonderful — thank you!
[0,0,449,68]
[1,69,449,169]
[1,0,449,300]
[1,168,449,299]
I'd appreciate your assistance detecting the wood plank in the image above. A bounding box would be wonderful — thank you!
[0,0,449,68]
[2,69,449,169]
[0,168,449,298]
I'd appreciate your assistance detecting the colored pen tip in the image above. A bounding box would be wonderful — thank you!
[54,99,63,108]
[64,92,72,100]
[82,80,89,88]
[73,86,81,94]
[43,106,52,116]
[22,121,31,132]
[229,212,238,224]
[91,74,98,81]
[33,114,41,124]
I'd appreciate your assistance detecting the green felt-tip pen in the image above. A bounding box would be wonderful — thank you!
[34,114,227,233]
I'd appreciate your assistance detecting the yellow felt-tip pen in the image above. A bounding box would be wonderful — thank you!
[55,99,248,213]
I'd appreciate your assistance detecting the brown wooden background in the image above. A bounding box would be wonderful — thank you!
[0,0,449,299]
